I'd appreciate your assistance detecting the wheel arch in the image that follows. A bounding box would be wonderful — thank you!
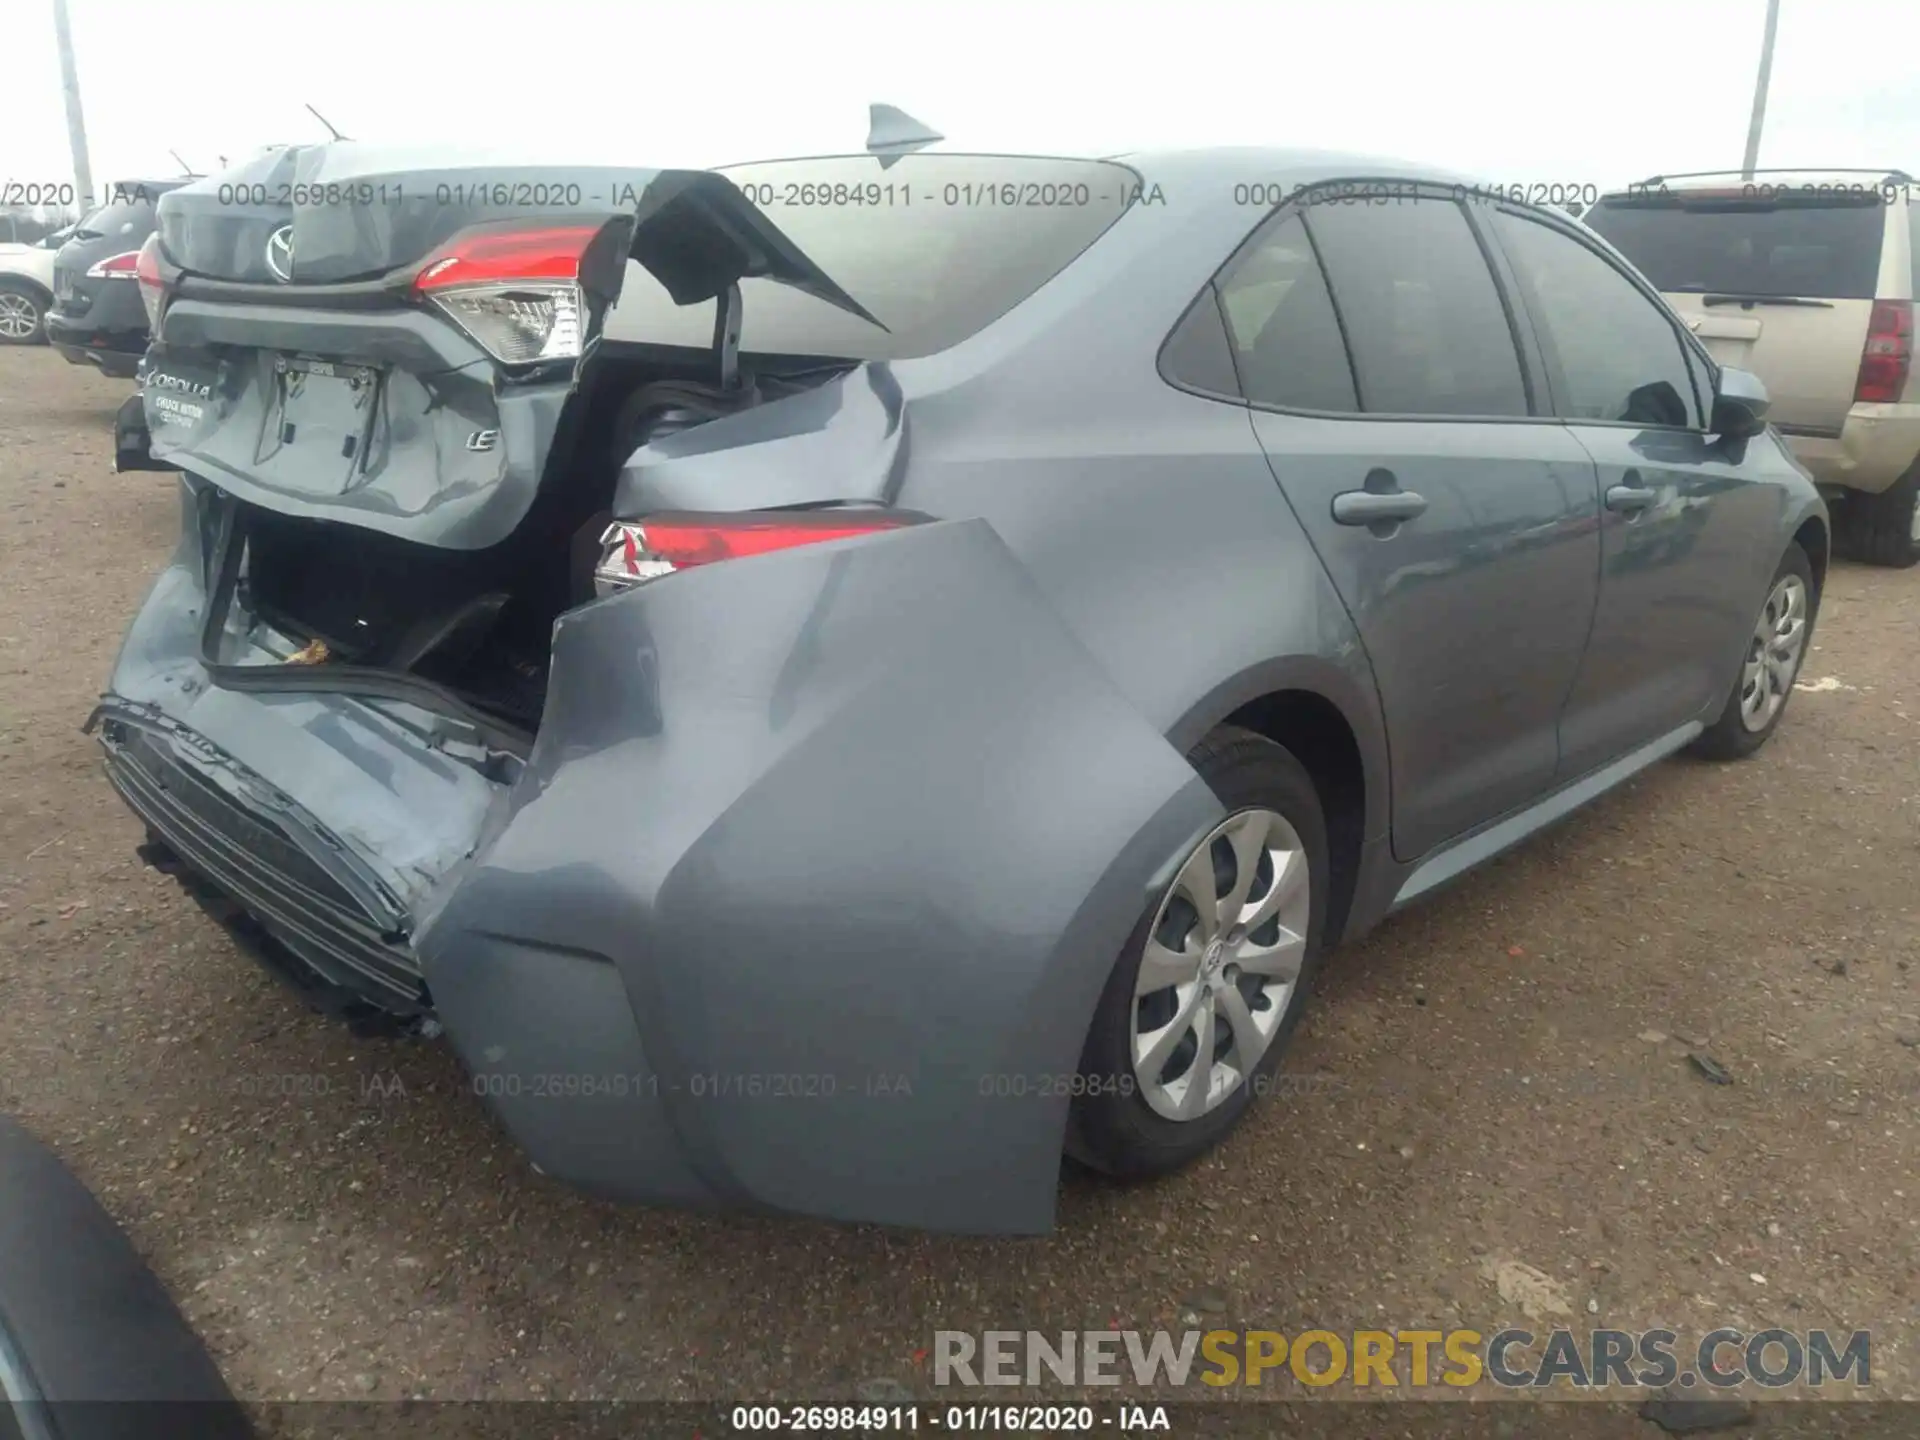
[1791,511,1829,602]
[0,273,53,307]
[1166,657,1388,948]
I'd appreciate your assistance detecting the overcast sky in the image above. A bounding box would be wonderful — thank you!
[3,0,1916,204]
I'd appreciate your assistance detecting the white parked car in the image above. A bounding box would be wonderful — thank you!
[0,236,63,345]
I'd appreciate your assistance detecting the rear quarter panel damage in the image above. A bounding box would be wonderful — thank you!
[415,518,1223,1233]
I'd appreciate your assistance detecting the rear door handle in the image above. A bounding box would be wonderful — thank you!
[1605,483,1658,514]
[1332,473,1429,527]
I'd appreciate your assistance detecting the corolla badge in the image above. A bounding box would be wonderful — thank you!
[265,225,294,283]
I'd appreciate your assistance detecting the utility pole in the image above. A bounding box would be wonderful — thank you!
[1740,0,1782,179]
[52,0,96,213]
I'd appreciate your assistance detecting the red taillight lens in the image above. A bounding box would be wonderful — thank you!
[1854,300,1914,404]
[134,235,164,331]
[413,224,600,364]
[413,225,601,291]
[86,249,142,280]
[594,512,923,596]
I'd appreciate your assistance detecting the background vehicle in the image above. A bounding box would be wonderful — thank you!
[1584,169,1919,566]
[0,1115,251,1438]
[94,143,1824,1234]
[0,237,60,345]
[46,180,188,378]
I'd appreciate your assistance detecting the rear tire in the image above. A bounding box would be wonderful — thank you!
[1068,727,1328,1178]
[1841,466,1920,569]
[0,280,48,345]
[1690,543,1817,761]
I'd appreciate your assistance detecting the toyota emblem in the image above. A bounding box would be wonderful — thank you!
[265,225,294,283]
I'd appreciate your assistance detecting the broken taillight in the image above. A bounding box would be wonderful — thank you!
[593,512,924,597]
[134,235,164,331]
[413,223,600,365]
[1854,300,1914,404]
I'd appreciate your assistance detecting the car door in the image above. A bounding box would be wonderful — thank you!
[1234,191,1603,862]
[1483,203,1787,774]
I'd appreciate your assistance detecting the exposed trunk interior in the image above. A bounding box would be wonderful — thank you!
[231,345,853,734]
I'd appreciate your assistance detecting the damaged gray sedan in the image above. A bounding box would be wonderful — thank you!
[93,142,1826,1233]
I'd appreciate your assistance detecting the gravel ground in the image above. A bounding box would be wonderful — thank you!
[0,348,1915,1426]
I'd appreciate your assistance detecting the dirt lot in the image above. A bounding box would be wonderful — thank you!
[0,348,1915,1422]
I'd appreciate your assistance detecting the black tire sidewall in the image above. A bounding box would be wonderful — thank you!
[1069,730,1330,1177]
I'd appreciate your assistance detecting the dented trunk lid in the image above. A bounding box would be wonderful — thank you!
[141,142,881,550]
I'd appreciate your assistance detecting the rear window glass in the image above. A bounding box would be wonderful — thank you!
[605,154,1139,360]
[1584,195,1885,300]
[73,186,169,241]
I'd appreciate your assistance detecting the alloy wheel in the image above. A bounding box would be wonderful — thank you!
[1738,573,1809,732]
[1131,808,1311,1121]
[0,293,40,340]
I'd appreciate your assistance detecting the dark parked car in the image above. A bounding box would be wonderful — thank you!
[47,181,187,377]
[0,1115,251,1439]
[95,143,1825,1234]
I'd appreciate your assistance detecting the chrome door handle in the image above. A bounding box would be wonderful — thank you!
[1332,491,1429,524]
[1605,484,1658,513]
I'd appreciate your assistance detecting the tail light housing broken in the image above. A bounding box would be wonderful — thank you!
[1854,300,1914,404]
[413,223,601,364]
[593,512,924,597]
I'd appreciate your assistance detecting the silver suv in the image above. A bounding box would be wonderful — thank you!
[1585,169,1918,566]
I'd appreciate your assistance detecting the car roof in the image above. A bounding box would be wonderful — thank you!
[724,146,1484,192]
[1107,145,1475,184]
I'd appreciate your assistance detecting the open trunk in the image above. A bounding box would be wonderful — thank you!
[134,142,889,735]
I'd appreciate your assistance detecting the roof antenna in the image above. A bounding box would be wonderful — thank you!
[169,149,199,177]
[304,104,350,142]
[866,104,942,170]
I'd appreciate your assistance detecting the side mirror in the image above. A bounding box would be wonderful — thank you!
[1710,366,1770,439]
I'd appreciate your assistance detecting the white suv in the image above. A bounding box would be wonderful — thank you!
[0,236,62,346]
[1586,169,1919,567]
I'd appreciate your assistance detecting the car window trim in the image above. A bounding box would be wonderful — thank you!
[1454,198,1551,417]
[1486,199,1715,433]
[1161,177,1560,425]
[1154,281,1248,406]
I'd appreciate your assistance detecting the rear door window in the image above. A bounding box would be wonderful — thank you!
[1209,213,1357,412]
[1491,209,1700,428]
[1584,193,1886,300]
[1300,196,1530,417]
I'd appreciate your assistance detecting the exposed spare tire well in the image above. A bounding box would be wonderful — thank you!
[207,344,856,736]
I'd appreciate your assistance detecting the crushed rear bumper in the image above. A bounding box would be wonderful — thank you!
[94,709,430,1018]
[92,495,1220,1231]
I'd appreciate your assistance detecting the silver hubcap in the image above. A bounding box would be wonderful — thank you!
[1909,491,1920,545]
[1739,574,1808,732]
[0,293,38,339]
[1132,808,1311,1121]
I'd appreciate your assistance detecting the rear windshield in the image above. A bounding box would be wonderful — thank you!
[72,187,168,242]
[606,154,1140,360]
[1584,194,1885,300]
